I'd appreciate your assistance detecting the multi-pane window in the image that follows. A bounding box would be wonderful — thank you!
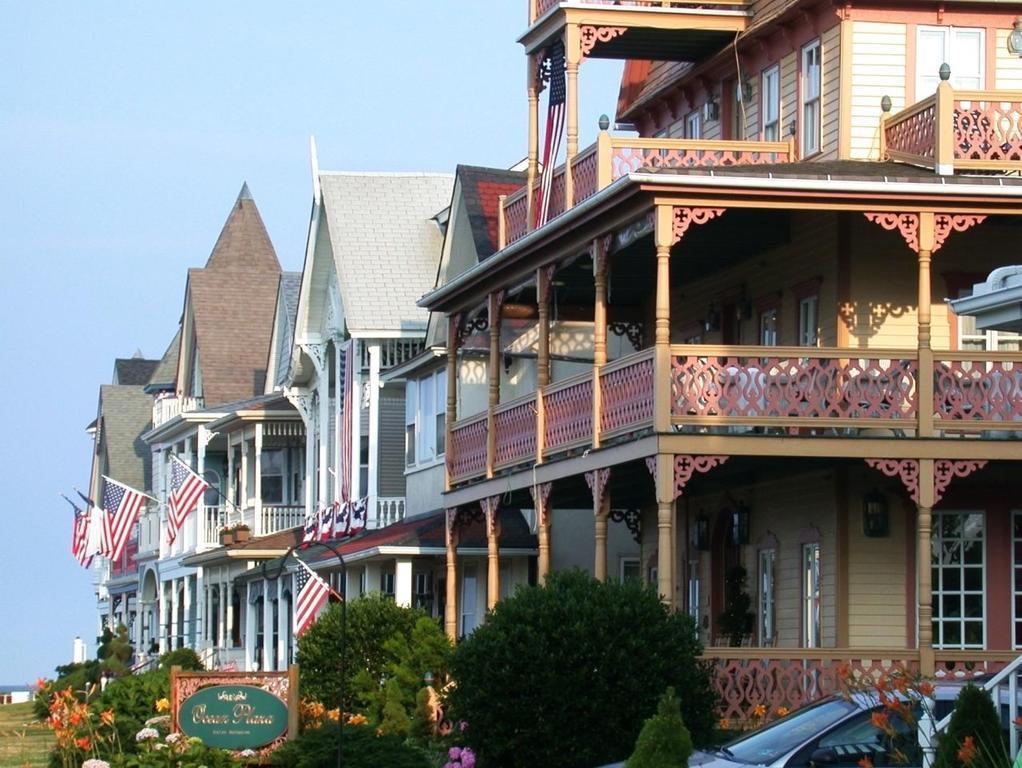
[917,27,984,96]
[404,370,447,467]
[801,40,822,156]
[932,511,985,648]
[762,65,780,141]
[799,295,819,346]
[685,110,702,140]
[620,557,641,584]
[803,542,821,647]
[380,571,395,599]
[760,308,779,346]
[261,449,284,504]
[759,549,776,645]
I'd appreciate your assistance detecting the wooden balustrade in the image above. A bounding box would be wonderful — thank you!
[599,349,655,438]
[542,371,594,455]
[493,393,539,470]
[449,412,489,482]
[933,351,1022,432]
[532,0,748,23]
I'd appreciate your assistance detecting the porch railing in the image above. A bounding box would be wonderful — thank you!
[543,370,594,455]
[494,393,539,469]
[449,412,488,483]
[531,0,748,24]
[374,497,406,528]
[201,505,228,547]
[501,133,794,247]
[600,348,655,438]
[933,353,1022,433]
[152,395,204,428]
[260,505,304,535]
[882,84,1022,174]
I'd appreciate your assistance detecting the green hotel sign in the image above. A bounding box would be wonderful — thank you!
[178,685,289,749]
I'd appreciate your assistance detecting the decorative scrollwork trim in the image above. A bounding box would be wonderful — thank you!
[864,458,920,503]
[580,26,626,60]
[610,508,642,544]
[585,468,611,510]
[673,207,725,245]
[608,321,643,350]
[644,454,729,500]
[933,214,986,253]
[864,212,920,252]
[933,459,988,504]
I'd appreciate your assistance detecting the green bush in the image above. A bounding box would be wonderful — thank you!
[271,722,431,768]
[296,594,426,711]
[98,625,135,677]
[935,683,1005,768]
[34,660,102,718]
[449,570,718,768]
[93,670,170,755]
[626,687,693,768]
[158,647,204,671]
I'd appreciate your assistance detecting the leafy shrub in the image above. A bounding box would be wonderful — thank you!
[92,670,169,755]
[935,683,1005,768]
[158,648,204,671]
[296,595,426,711]
[34,661,102,718]
[98,625,135,677]
[271,722,431,768]
[449,570,718,768]
[626,687,693,768]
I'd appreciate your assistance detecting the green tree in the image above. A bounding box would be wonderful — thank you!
[449,570,718,768]
[626,687,694,768]
[296,594,424,711]
[97,624,134,677]
[935,683,1005,768]
[717,566,754,647]
[158,647,204,671]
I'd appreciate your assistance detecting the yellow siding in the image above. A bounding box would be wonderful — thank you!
[670,213,839,347]
[780,52,798,147]
[996,29,1022,89]
[743,79,761,141]
[821,24,841,160]
[849,21,907,160]
[846,468,909,647]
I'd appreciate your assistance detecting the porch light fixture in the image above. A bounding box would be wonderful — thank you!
[730,502,750,546]
[862,489,889,538]
[741,78,754,103]
[693,514,710,551]
[1009,19,1022,57]
[703,98,720,123]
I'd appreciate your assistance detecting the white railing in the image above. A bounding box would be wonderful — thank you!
[373,497,406,529]
[919,653,1022,767]
[137,509,161,554]
[152,395,204,428]
[201,505,227,547]
[260,505,304,535]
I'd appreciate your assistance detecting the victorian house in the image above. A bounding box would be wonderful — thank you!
[422,0,1022,720]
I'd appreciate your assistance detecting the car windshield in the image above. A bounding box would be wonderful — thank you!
[721,698,858,764]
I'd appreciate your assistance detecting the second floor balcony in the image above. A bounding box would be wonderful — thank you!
[152,395,204,428]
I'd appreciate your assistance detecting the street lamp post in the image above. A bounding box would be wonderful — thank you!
[263,542,347,768]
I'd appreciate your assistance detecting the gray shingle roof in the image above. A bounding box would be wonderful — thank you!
[146,331,180,392]
[318,172,453,333]
[97,385,154,492]
[273,272,302,387]
[113,357,160,386]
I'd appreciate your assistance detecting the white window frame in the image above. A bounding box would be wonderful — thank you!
[798,295,819,347]
[802,542,821,648]
[932,510,985,649]
[685,110,702,140]
[760,308,779,346]
[620,557,641,584]
[762,64,781,141]
[801,40,822,157]
[404,369,447,469]
[916,26,985,96]
[758,548,777,645]
[461,563,478,637]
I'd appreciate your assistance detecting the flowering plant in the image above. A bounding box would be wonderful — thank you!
[443,745,476,768]
[43,685,119,768]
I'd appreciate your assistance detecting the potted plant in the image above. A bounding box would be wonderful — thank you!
[219,526,234,546]
[232,523,251,543]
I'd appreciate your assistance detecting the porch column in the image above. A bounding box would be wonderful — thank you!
[445,316,459,491]
[918,459,936,677]
[262,586,273,670]
[225,582,235,649]
[244,585,256,671]
[654,456,676,607]
[917,212,935,438]
[254,424,264,535]
[587,469,611,581]
[240,435,250,514]
[318,361,329,514]
[486,293,501,478]
[445,510,459,641]
[537,268,552,388]
[368,343,381,519]
[169,579,180,649]
[277,579,289,669]
[158,583,169,654]
[593,239,608,449]
[526,54,539,228]
[653,205,673,432]
[531,483,553,583]
[395,557,413,608]
[483,497,501,610]
[350,341,363,499]
[564,26,580,208]
[183,575,193,648]
[196,430,207,551]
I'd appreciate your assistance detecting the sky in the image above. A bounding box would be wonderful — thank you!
[0,2,623,684]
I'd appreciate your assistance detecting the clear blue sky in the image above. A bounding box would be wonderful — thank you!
[0,2,622,684]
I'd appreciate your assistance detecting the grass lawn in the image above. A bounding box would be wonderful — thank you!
[0,702,51,768]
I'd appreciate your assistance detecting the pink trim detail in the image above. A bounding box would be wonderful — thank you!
[933,460,988,504]
[864,212,920,252]
[864,458,920,503]
[580,26,626,60]
[673,207,726,245]
[585,467,612,509]
[933,214,986,253]
[529,482,553,527]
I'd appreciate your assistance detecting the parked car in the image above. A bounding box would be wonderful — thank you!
[598,679,1014,768]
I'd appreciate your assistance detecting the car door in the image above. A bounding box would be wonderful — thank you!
[785,707,922,768]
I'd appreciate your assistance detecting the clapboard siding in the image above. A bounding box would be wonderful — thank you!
[849,22,907,160]
[996,29,1022,89]
[780,52,798,148]
[377,383,406,497]
[820,24,841,160]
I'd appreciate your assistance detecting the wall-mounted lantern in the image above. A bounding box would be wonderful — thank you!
[1009,20,1022,57]
[862,489,889,538]
[693,514,710,551]
[731,502,750,546]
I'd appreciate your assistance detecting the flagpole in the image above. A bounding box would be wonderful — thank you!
[101,475,159,504]
[170,454,245,518]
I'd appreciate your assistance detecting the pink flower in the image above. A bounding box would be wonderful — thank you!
[449,746,462,760]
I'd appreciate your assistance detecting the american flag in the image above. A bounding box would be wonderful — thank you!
[102,476,147,562]
[329,500,345,539]
[301,509,318,547]
[63,494,92,568]
[318,503,334,542]
[78,489,111,559]
[536,39,566,228]
[347,497,368,536]
[294,559,332,637]
[168,456,209,545]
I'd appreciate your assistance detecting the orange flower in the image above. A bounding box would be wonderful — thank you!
[68,712,83,726]
[892,676,909,693]
[871,711,889,730]
[374,727,384,737]
[35,678,47,691]
[718,717,731,730]
[326,708,340,721]
[876,676,888,692]
[858,757,874,768]
[837,663,852,681]
[347,714,367,726]
[100,709,115,726]
[776,707,790,717]
[1014,716,1022,728]
[752,704,767,718]
[957,736,978,765]
[918,681,934,697]
[75,737,91,751]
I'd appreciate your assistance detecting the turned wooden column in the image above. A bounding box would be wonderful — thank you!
[917,212,935,439]
[564,26,580,208]
[593,239,608,449]
[586,469,611,582]
[486,293,501,478]
[445,315,459,491]
[483,497,501,611]
[444,510,459,641]
[653,205,673,433]
[526,55,540,228]
[917,459,935,676]
[654,456,676,608]
[531,483,553,583]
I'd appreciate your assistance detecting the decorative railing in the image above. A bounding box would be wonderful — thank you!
[882,85,1022,173]
[671,346,919,431]
[201,505,228,547]
[137,509,161,555]
[152,395,204,428]
[543,372,594,454]
[449,413,489,482]
[883,95,936,167]
[501,134,793,246]
[493,394,538,469]
[600,349,654,437]
[933,353,1022,432]
[532,0,747,22]
[374,497,406,528]
[260,505,304,535]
